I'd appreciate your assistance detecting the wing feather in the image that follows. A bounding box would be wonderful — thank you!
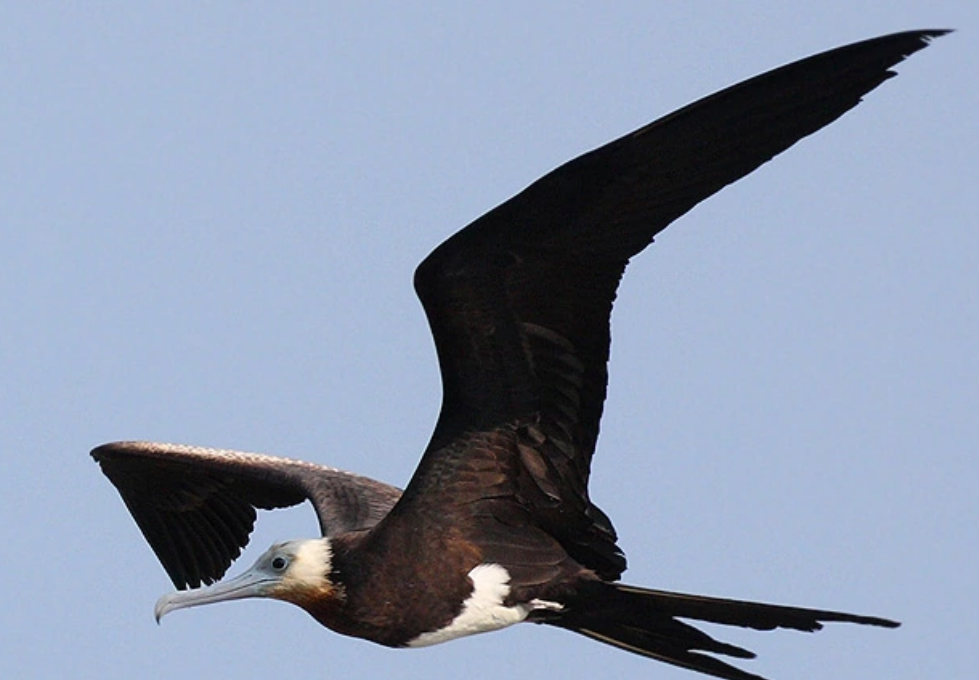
[92,441,401,588]
[405,30,946,576]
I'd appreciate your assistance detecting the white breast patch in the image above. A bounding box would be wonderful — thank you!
[406,563,562,647]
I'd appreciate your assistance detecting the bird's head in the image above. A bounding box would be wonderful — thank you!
[154,538,339,621]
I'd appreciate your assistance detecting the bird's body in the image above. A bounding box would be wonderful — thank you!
[93,30,946,680]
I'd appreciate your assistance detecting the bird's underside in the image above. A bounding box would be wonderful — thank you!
[92,29,946,680]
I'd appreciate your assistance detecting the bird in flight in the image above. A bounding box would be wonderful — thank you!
[93,30,946,680]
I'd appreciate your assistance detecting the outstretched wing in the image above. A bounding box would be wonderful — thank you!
[401,30,946,577]
[92,441,402,589]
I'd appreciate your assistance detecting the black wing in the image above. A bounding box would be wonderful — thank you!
[92,441,402,589]
[401,30,946,576]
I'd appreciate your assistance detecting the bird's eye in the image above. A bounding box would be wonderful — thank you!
[271,556,288,571]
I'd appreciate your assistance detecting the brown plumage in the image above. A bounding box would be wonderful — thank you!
[93,29,946,680]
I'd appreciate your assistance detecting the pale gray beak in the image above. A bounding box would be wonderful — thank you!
[154,563,279,623]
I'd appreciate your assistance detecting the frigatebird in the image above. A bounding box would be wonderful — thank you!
[93,30,946,680]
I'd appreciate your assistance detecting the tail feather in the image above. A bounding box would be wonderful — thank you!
[571,625,767,680]
[546,583,898,680]
[614,583,900,632]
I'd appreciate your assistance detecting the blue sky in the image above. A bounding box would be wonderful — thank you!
[2,3,976,679]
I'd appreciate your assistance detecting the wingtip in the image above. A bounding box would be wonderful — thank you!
[90,440,133,458]
[90,441,116,461]
[916,28,954,46]
[864,28,951,61]
[90,440,177,461]
[880,28,952,62]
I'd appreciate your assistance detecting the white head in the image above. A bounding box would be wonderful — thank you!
[154,538,336,621]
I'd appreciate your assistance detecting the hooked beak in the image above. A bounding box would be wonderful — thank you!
[154,565,280,623]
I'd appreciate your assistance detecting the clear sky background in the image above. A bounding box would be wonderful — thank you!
[2,3,976,680]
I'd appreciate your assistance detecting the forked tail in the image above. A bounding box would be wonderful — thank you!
[546,582,898,680]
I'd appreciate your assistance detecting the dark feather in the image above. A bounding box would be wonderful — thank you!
[92,441,401,588]
[549,583,899,680]
[401,28,947,577]
[91,29,944,678]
